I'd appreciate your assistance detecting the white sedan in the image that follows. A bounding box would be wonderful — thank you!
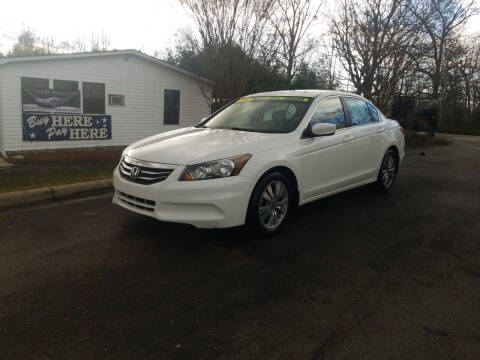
[113,90,404,233]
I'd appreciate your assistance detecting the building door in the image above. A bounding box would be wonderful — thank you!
[164,89,180,125]
[83,82,105,114]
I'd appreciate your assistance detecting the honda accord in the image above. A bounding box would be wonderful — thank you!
[113,90,404,233]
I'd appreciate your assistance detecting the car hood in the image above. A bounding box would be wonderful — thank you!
[123,127,289,165]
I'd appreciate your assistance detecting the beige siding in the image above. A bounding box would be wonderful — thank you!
[0,54,211,152]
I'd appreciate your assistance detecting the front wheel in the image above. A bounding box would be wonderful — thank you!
[376,149,398,191]
[247,172,292,234]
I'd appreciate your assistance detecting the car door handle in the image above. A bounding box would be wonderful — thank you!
[377,126,385,133]
[343,134,353,142]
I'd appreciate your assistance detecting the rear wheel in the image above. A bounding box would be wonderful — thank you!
[376,149,398,191]
[247,172,292,234]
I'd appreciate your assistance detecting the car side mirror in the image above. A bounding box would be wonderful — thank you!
[311,123,336,136]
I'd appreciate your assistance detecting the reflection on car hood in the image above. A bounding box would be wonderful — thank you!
[123,127,287,165]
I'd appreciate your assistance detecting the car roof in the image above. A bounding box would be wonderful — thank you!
[247,89,365,100]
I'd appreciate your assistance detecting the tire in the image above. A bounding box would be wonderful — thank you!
[247,172,292,234]
[376,149,398,191]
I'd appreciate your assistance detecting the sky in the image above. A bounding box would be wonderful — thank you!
[1,0,479,57]
[0,0,193,56]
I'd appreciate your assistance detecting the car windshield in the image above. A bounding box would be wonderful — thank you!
[202,96,314,133]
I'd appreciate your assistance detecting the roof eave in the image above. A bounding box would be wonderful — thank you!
[0,50,212,85]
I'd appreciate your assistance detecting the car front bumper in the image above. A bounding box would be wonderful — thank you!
[112,166,256,228]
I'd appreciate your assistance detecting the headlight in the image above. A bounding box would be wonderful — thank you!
[180,154,251,181]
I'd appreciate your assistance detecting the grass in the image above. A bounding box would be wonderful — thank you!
[404,130,451,148]
[0,161,117,193]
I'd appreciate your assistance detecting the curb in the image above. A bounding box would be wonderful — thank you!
[0,179,113,212]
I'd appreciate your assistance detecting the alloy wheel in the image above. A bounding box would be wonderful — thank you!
[258,180,289,230]
[380,153,396,188]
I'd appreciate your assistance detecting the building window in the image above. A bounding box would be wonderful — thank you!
[21,77,49,90]
[109,94,125,106]
[164,89,180,125]
[83,82,105,114]
[54,79,78,92]
[21,77,49,109]
[53,80,80,108]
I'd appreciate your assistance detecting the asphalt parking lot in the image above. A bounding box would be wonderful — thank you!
[1,134,480,360]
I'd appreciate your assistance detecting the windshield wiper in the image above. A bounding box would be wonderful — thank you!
[234,127,288,134]
[230,127,262,132]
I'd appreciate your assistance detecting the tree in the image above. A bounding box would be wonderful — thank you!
[8,29,51,56]
[330,0,420,111]
[317,38,340,90]
[269,0,324,82]
[408,0,478,123]
[168,35,285,110]
[8,29,112,56]
[39,35,57,55]
[177,0,277,108]
[291,62,320,89]
[461,35,480,119]
[179,0,273,57]
[90,31,111,52]
[439,34,480,125]
[67,37,88,53]
[291,61,337,89]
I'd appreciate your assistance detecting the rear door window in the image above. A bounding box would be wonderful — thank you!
[344,97,373,126]
[366,103,379,122]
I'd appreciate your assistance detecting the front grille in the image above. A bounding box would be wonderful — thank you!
[117,191,156,212]
[119,155,176,185]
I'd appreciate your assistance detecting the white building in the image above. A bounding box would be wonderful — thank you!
[0,50,212,157]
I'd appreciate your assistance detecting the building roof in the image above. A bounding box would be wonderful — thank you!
[0,49,212,84]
